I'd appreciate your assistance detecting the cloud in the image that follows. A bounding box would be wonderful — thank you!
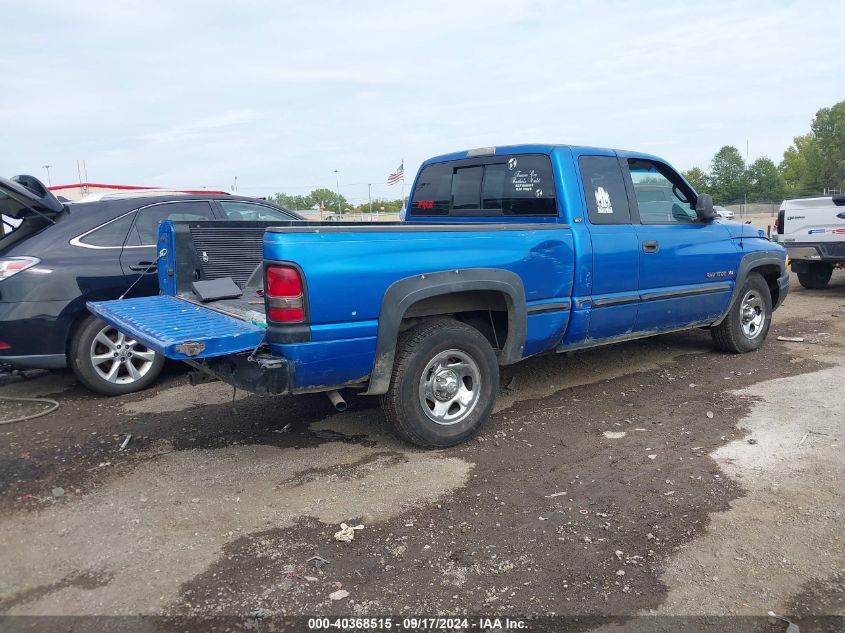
[1,0,843,202]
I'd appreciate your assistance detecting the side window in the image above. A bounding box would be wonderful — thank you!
[627,158,696,224]
[579,156,632,225]
[130,201,215,245]
[219,201,294,221]
[78,212,136,247]
[410,155,557,217]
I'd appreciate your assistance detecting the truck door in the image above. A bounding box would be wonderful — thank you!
[624,157,738,330]
[120,200,216,298]
[577,154,640,339]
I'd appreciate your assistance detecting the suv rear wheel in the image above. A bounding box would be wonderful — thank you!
[796,262,833,290]
[382,318,498,448]
[69,315,164,396]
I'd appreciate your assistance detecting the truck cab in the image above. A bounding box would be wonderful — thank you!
[88,145,789,447]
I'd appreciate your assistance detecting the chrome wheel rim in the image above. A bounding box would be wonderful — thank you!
[739,290,765,339]
[418,349,481,426]
[90,325,156,384]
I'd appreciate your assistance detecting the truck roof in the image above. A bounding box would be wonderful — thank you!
[421,144,667,167]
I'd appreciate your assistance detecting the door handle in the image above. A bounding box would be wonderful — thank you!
[129,261,158,272]
[642,240,659,253]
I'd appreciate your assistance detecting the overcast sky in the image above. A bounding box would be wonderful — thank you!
[2,0,843,204]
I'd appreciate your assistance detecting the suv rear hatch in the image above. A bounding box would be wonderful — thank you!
[0,175,64,224]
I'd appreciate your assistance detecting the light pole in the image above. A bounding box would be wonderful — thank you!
[368,183,373,219]
[333,170,342,218]
[42,164,52,186]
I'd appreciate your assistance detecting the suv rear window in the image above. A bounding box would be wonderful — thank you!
[410,154,557,217]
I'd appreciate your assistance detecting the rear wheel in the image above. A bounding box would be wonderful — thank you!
[711,273,772,353]
[70,315,164,396]
[382,319,498,448]
[796,262,833,289]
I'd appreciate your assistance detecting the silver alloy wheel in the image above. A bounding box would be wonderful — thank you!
[89,325,157,385]
[418,349,481,426]
[739,290,765,339]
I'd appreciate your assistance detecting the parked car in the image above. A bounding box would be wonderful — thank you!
[89,145,789,447]
[0,174,303,395]
[774,194,845,288]
[714,205,735,220]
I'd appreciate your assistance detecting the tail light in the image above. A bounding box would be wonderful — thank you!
[0,341,10,350]
[265,265,305,323]
[0,257,40,282]
[775,210,785,234]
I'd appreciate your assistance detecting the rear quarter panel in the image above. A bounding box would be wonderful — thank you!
[264,226,574,389]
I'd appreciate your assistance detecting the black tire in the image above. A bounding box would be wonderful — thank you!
[69,315,165,396]
[796,262,833,290]
[711,273,772,353]
[381,318,498,448]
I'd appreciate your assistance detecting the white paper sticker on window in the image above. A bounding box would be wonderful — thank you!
[595,186,613,214]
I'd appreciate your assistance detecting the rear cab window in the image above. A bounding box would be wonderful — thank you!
[409,154,557,218]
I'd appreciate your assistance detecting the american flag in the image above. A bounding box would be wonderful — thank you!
[387,162,404,186]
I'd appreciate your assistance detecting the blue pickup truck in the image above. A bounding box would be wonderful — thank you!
[88,145,789,447]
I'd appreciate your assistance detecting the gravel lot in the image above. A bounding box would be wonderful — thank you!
[0,270,843,631]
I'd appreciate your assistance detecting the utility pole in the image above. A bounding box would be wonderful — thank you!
[333,170,342,218]
[368,183,373,220]
[744,139,749,218]
[42,164,52,186]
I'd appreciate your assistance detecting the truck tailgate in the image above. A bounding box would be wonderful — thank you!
[87,295,265,360]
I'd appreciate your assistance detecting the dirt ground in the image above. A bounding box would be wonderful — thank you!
[0,270,843,632]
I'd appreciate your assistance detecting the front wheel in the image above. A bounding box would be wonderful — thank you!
[70,315,165,396]
[710,273,772,353]
[797,262,833,289]
[381,319,499,448]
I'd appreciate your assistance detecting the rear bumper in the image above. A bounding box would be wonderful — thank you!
[193,353,292,395]
[0,353,66,370]
[0,301,72,369]
[786,242,845,264]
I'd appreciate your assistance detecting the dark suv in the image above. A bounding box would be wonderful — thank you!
[0,175,301,395]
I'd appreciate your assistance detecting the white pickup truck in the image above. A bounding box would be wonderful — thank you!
[775,194,845,289]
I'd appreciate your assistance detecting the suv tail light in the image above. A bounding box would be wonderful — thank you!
[265,265,305,323]
[0,257,40,282]
[775,210,785,234]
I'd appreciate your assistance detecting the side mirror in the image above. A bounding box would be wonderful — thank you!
[695,193,715,222]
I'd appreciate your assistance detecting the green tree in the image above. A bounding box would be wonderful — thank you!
[810,100,845,191]
[353,198,405,214]
[270,188,350,212]
[682,167,709,192]
[747,156,785,202]
[780,133,822,197]
[709,145,747,203]
[306,188,349,213]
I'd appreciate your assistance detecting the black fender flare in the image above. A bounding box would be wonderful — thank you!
[712,251,786,325]
[364,268,527,395]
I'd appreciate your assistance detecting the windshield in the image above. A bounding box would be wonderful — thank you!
[0,215,50,255]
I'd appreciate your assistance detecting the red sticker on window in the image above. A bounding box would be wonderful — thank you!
[416,200,434,210]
